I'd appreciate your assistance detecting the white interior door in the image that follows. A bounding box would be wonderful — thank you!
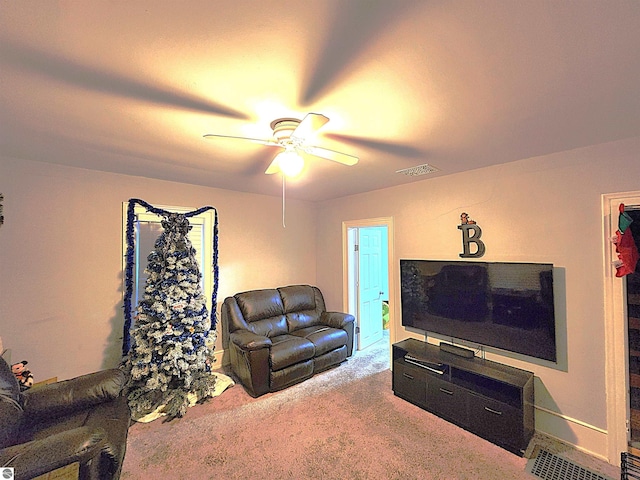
[357,226,385,350]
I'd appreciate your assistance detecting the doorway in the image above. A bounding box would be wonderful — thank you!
[623,209,640,449]
[604,193,640,462]
[343,218,394,353]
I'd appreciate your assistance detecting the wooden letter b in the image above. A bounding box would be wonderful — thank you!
[459,224,485,258]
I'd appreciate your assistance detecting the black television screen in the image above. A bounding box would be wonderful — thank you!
[400,259,557,362]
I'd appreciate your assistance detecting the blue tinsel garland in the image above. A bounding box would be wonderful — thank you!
[122,198,219,356]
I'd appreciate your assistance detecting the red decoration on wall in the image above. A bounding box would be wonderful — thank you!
[614,203,639,277]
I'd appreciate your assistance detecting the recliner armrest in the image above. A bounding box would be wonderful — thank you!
[321,311,355,329]
[22,369,126,421]
[230,331,272,351]
[321,312,355,357]
[0,426,107,480]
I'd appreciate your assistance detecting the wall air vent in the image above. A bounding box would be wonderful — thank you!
[395,163,439,176]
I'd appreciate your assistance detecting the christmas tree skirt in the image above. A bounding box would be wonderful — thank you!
[135,371,235,423]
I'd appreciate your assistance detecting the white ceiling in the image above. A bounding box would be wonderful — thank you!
[1,1,639,201]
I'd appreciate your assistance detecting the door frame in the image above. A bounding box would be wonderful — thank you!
[603,192,640,461]
[342,217,395,351]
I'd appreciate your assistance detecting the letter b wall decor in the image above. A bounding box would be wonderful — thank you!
[458,224,485,258]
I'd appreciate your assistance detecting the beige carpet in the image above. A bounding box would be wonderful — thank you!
[121,337,620,479]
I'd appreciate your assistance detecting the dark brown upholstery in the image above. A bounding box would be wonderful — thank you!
[0,356,130,480]
[222,285,355,397]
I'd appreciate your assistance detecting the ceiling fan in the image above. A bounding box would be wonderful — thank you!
[203,113,358,176]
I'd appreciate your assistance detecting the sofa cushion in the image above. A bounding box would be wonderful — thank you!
[18,409,90,444]
[279,285,324,332]
[286,311,321,332]
[236,289,285,322]
[291,326,348,357]
[279,285,317,312]
[235,289,288,338]
[269,335,315,371]
[246,316,288,339]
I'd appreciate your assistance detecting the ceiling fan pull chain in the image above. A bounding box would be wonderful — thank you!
[282,174,286,228]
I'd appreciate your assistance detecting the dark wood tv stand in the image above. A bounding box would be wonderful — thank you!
[392,338,534,455]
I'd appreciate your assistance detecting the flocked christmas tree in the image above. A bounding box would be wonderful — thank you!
[123,212,217,421]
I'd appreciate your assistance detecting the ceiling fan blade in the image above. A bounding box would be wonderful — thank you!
[324,133,425,158]
[303,145,359,166]
[264,157,280,175]
[291,113,329,141]
[203,133,279,147]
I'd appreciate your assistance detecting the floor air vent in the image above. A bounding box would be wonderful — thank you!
[622,451,640,479]
[528,450,614,480]
[395,163,439,176]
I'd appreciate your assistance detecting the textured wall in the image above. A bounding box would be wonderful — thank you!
[0,157,317,380]
[315,136,640,460]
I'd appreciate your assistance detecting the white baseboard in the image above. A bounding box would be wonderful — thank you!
[535,405,612,464]
[209,349,226,369]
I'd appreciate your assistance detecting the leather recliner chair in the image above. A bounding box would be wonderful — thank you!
[222,285,355,397]
[0,356,130,480]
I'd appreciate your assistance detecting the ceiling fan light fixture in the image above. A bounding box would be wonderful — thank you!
[270,118,301,142]
[276,148,304,177]
[205,113,356,177]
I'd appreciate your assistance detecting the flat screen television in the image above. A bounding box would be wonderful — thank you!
[400,259,557,362]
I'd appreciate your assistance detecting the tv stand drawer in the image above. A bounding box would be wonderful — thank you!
[427,376,469,426]
[393,359,427,407]
[467,393,522,448]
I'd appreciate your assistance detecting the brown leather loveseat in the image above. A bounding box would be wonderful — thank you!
[221,285,355,397]
[0,356,130,480]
